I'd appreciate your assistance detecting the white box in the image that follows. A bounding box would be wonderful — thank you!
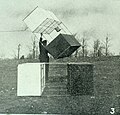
[17,63,45,96]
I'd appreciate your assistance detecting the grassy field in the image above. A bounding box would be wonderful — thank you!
[0,58,120,114]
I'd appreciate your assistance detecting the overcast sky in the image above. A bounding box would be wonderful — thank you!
[0,0,120,58]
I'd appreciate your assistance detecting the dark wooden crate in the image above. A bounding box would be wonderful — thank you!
[46,34,80,59]
[67,63,94,95]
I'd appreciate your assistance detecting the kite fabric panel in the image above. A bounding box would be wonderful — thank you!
[23,7,61,33]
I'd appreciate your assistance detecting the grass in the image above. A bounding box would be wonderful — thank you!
[0,58,120,114]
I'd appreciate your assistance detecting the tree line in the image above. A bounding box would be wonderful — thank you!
[15,31,112,59]
[74,32,112,58]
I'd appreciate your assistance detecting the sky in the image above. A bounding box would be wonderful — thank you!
[0,0,120,58]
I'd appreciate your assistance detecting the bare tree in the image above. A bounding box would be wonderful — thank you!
[93,39,100,57]
[18,44,21,59]
[74,29,96,57]
[104,35,111,56]
[35,46,39,59]
[81,38,86,57]
[93,39,104,57]
[32,36,36,59]
[80,31,89,57]
[27,35,39,59]
[74,32,88,57]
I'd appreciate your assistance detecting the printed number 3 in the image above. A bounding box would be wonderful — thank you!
[110,108,115,114]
